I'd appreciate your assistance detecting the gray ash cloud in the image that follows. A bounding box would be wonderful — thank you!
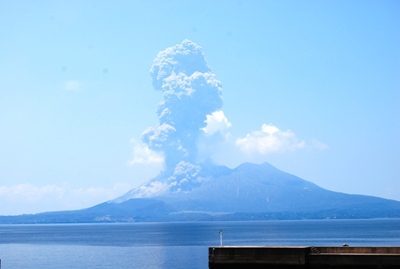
[142,40,223,170]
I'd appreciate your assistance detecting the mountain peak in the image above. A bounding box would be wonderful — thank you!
[111,161,400,217]
[2,161,399,223]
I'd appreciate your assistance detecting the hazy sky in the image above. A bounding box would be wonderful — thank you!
[1,0,399,215]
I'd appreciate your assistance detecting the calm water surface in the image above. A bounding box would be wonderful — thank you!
[0,219,399,269]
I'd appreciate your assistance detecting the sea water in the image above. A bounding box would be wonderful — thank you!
[0,219,399,269]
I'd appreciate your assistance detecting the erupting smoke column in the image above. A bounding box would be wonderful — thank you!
[142,40,223,170]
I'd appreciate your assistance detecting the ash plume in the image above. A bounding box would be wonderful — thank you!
[142,40,223,170]
[120,40,314,201]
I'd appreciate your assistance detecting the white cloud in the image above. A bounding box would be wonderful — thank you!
[199,120,328,169]
[236,123,305,155]
[310,139,329,150]
[128,139,164,165]
[64,80,81,91]
[0,182,132,215]
[202,110,232,136]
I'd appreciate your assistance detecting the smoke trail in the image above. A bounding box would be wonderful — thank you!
[142,40,223,170]
[121,40,313,200]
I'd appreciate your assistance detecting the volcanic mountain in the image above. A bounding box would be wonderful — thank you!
[108,161,400,219]
[2,162,399,223]
[1,41,399,223]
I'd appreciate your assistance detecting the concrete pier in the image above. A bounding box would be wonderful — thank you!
[208,246,400,269]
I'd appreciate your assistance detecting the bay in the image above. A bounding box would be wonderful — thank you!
[0,218,399,269]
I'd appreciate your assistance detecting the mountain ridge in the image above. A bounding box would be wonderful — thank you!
[1,162,399,223]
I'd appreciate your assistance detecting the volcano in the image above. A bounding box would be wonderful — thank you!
[2,41,398,224]
[2,162,399,223]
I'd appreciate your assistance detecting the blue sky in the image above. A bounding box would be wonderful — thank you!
[0,0,399,215]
